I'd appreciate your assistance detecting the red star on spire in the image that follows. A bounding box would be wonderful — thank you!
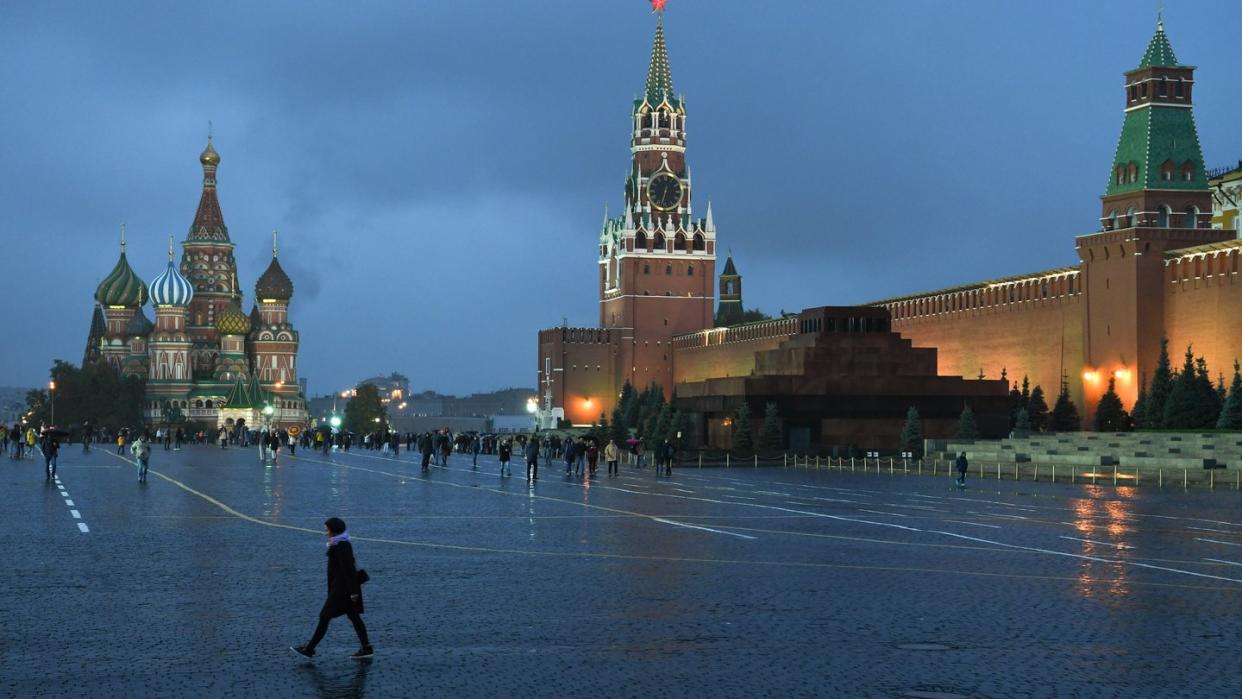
[650,0,667,13]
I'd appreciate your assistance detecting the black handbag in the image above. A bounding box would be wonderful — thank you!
[356,568,370,585]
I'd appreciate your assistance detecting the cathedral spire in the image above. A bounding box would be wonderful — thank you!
[188,136,229,242]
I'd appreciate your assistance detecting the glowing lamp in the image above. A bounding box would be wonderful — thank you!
[1082,369,1100,383]
[525,399,537,414]
[1114,368,1132,382]
[329,416,341,428]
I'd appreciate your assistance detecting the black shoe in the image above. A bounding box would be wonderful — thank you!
[291,645,315,658]
[352,646,374,659]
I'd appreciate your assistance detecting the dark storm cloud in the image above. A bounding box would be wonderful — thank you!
[3,1,1241,395]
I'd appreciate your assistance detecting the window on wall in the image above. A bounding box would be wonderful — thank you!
[643,264,650,274]
[687,265,693,276]
[1158,78,1168,97]
[1160,160,1174,182]
[1128,84,1138,101]
[1127,206,1138,227]
[635,231,648,250]
[1127,163,1138,183]
[665,265,672,276]
[1108,210,1117,230]
[1181,161,1194,181]
[693,234,705,251]
[675,233,687,252]
[1157,206,1171,228]
[1176,80,1185,98]
[1184,206,1198,229]
[1115,167,1124,185]
[654,232,665,249]
[726,280,735,295]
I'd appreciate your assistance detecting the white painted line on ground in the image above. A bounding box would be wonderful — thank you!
[977,512,1029,520]
[932,530,1242,585]
[77,523,90,533]
[1060,536,1133,550]
[613,488,650,495]
[70,510,81,519]
[908,494,947,501]
[1204,558,1242,567]
[671,488,695,494]
[651,517,759,540]
[859,509,909,517]
[811,497,858,504]
[64,500,74,507]
[1188,526,1232,534]
[1196,538,1242,547]
[722,495,758,500]
[944,520,1001,529]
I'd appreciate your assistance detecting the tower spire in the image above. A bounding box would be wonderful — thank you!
[120,223,127,253]
[272,229,278,258]
[645,13,674,106]
[168,234,174,261]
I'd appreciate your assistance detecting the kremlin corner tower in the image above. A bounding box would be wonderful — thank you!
[86,139,308,432]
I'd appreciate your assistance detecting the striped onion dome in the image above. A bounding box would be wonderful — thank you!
[215,301,251,336]
[150,258,194,307]
[95,250,148,307]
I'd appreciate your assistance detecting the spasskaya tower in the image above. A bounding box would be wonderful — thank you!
[598,12,717,388]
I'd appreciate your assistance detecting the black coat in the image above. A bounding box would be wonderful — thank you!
[321,540,364,618]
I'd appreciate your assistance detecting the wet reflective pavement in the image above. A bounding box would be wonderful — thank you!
[5,445,1242,697]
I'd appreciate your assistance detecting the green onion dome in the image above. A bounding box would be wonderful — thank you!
[215,302,252,336]
[95,251,149,307]
[125,306,154,337]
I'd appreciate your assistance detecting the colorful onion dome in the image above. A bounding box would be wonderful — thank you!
[125,306,154,337]
[95,234,148,307]
[149,240,194,306]
[200,137,220,166]
[255,257,293,301]
[215,302,252,336]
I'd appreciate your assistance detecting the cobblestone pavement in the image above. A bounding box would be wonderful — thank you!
[5,444,1242,697]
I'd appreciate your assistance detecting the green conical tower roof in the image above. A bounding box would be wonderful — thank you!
[95,231,149,307]
[643,16,677,108]
[1138,19,1181,69]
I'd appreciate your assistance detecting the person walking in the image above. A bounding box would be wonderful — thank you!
[42,434,59,480]
[82,423,92,453]
[498,439,512,477]
[131,435,150,483]
[563,438,576,475]
[471,434,481,469]
[586,440,599,477]
[291,517,373,660]
[954,451,968,488]
[116,431,126,456]
[661,439,675,477]
[604,439,620,478]
[419,433,434,472]
[525,435,540,481]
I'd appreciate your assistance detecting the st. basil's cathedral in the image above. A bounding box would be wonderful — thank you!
[84,139,309,432]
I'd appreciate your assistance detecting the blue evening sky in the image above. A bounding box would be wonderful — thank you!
[2,1,1239,395]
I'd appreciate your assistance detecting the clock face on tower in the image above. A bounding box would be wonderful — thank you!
[647,173,683,211]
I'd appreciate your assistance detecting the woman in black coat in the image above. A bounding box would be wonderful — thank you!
[292,517,373,659]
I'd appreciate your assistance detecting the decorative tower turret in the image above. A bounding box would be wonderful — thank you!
[252,231,305,427]
[147,236,196,422]
[181,136,241,379]
[94,225,148,371]
[715,252,743,327]
[122,307,153,380]
[597,9,716,398]
[1077,17,1233,413]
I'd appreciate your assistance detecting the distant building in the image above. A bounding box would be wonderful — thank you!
[1209,162,1242,232]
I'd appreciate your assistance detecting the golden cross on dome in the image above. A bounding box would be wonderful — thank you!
[650,0,667,13]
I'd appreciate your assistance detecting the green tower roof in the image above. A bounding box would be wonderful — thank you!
[641,16,679,110]
[1138,20,1180,69]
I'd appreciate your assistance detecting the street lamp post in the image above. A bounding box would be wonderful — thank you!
[48,381,55,428]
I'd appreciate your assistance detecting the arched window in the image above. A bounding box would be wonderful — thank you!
[195,400,203,408]
[635,231,647,250]
[1183,205,1199,229]
[1181,161,1194,182]
[654,232,666,250]
[205,400,214,408]
[726,280,735,295]
[1175,79,1185,98]
[687,265,693,276]
[1160,160,1174,182]
[643,264,650,274]
[1115,166,1124,185]
[675,233,687,252]
[665,264,672,276]
[1157,205,1171,228]
[1127,206,1138,227]
[1127,163,1138,183]
[692,233,705,251]
[1108,210,1117,230]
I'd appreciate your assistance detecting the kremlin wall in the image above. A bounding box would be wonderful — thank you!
[536,16,1242,453]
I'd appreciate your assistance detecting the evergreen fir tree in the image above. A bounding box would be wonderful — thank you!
[1094,377,1129,432]
[957,404,979,439]
[652,403,673,444]
[759,402,784,452]
[731,402,753,452]
[899,406,923,457]
[1164,346,1207,429]
[1021,375,1031,405]
[618,381,639,431]
[1196,357,1222,427]
[610,407,629,445]
[1027,385,1049,432]
[1007,383,1024,430]
[1147,336,1174,429]
[1217,360,1242,430]
[1014,407,1032,433]
[1050,379,1082,431]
